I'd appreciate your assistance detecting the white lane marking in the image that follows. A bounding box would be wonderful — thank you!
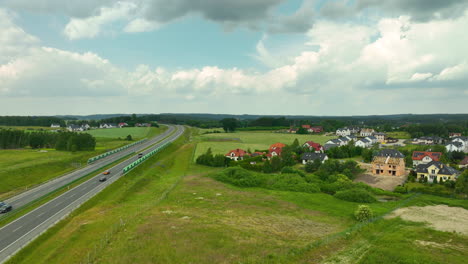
[12,226,23,233]
[37,212,45,217]
[69,193,75,198]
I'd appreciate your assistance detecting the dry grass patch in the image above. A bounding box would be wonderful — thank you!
[386,205,468,235]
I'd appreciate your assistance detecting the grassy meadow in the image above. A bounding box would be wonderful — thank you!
[84,126,163,140]
[195,131,335,160]
[8,128,468,264]
[0,127,166,200]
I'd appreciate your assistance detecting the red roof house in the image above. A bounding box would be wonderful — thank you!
[302,125,311,129]
[412,151,442,166]
[460,156,468,168]
[303,141,324,153]
[225,149,247,161]
[269,143,286,150]
[267,147,283,158]
[308,126,323,133]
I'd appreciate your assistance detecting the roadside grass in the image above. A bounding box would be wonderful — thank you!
[84,127,163,140]
[0,128,166,200]
[0,126,57,131]
[0,153,134,228]
[386,131,411,139]
[195,131,334,160]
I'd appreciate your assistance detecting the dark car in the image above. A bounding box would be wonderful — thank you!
[99,176,107,182]
[0,202,12,213]
[138,153,143,158]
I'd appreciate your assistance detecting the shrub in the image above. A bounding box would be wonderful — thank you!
[394,186,407,194]
[354,205,374,222]
[214,167,264,187]
[334,189,377,203]
[266,174,320,193]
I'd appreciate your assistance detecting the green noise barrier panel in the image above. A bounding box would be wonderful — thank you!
[122,141,172,174]
[87,139,147,164]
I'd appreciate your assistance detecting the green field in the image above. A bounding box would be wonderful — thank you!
[8,130,468,264]
[0,127,166,200]
[194,130,335,160]
[84,127,161,139]
[386,131,411,139]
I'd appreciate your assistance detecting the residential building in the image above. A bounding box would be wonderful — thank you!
[251,152,265,157]
[336,128,351,136]
[371,149,406,176]
[355,138,371,148]
[301,125,311,129]
[308,126,323,133]
[302,141,324,153]
[365,136,378,144]
[225,149,247,161]
[301,153,328,164]
[344,135,357,142]
[459,156,468,169]
[287,127,298,134]
[360,128,375,137]
[118,122,128,127]
[412,151,442,167]
[50,124,60,128]
[449,133,462,138]
[323,143,339,151]
[67,124,84,132]
[269,142,286,150]
[415,161,460,183]
[452,136,468,148]
[100,123,118,129]
[374,132,386,143]
[268,147,282,158]
[446,142,464,152]
[349,127,360,134]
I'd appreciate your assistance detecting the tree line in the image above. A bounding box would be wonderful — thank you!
[0,129,95,151]
[0,116,66,127]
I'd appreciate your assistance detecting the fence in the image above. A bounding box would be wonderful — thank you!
[122,141,172,174]
[87,139,147,164]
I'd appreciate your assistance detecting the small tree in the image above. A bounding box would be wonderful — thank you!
[354,205,373,222]
[433,177,438,184]
[126,134,133,141]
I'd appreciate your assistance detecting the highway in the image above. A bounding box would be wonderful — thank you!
[0,125,185,263]
[4,125,176,209]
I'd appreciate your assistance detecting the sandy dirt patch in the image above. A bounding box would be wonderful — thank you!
[386,205,468,235]
[354,173,406,191]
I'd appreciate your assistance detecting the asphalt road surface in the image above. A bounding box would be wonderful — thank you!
[0,125,185,263]
[4,125,176,209]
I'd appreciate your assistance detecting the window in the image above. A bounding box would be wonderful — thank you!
[431,169,436,174]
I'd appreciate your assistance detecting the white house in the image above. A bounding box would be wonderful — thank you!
[452,137,468,148]
[446,142,464,152]
[365,136,378,144]
[50,124,61,128]
[355,138,371,148]
[360,128,375,137]
[336,128,351,136]
[67,125,84,132]
[100,123,118,129]
[301,153,328,164]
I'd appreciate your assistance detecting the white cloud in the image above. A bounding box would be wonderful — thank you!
[64,2,137,39]
[124,18,160,32]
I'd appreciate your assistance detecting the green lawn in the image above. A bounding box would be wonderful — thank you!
[84,127,162,140]
[386,131,411,139]
[194,130,335,160]
[7,132,467,264]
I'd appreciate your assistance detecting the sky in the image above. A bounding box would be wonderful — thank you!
[0,0,467,116]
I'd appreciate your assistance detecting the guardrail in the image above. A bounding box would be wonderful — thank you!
[122,141,172,174]
[87,139,147,164]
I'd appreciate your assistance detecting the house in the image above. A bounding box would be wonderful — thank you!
[100,123,118,129]
[287,127,298,134]
[450,133,462,138]
[459,156,468,169]
[308,126,323,133]
[365,136,378,144]
[323,143,339,151]
[371,149,406,176]
[412,151,442,167]
[251,152,265,157]
[413,136,445,145]
[50,124,61,128]
[225,149,247,161]
[360,128,375,137]
[326,139,342,145]
[349,127,360,134]
[344,135,357,142]
[302,125,311,129]
[338,137,351,146]
[374,132,386,143]
[415,161,460,183]
[386,137,398,143]
[135,123,152,127]
[355,138,371,148]
[446,142,464,152]
[302,141,324,153]
[452,136,468,148]
[301,153,328,164]
[269,142,286,150]
[268,147,282,158]
[67,124,84,132]
[336,128,351,136]
[118,122,128,128]
[82,124,90,130]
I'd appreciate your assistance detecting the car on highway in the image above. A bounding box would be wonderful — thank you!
[0,201,12,213]
[138,153,143,158]
[99,176,107,182]
[102,170,111,175]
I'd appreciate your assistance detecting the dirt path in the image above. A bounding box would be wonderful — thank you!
[386,205,468,235]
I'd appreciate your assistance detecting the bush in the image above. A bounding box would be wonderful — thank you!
[214,167,264,187]
[354,205,374,222]
[266,174,320,193]
[334,189,377,203]
[394,186,407,194]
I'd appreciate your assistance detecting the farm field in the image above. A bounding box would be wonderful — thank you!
[386,131,411,139]
[0,127,166,200]
[195,130,335,160]
[8,131,468,264]
[84,126,163,140]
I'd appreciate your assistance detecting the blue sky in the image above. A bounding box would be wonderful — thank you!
[1,0,468,115]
